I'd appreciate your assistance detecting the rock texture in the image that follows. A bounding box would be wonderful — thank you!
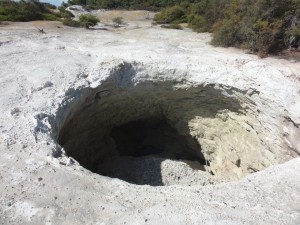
[54,59,300,181]
[0,18,300,225]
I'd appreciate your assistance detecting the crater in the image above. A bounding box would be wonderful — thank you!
[52,62,269,186]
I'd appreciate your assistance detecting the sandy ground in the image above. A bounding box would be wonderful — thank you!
[0,12,300,225]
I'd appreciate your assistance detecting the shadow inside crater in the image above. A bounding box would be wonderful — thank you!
[54,62,245,186]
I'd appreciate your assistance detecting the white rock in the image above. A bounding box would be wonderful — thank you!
[0,19,299,225]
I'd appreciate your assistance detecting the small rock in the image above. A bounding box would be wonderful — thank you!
[11,108,21,116]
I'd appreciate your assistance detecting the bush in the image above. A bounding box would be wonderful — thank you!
[112,17,123,26]
[211,2,242,47]
[211,0,300,55]
[62,17,81,27]
[252,19,283,56]
[154,5,185,24]
[41,13,61,21]
[188,15,208,32]
[154,1,229,32]
[78,14,99,28]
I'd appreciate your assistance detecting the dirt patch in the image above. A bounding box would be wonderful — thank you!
[275,49,300,62]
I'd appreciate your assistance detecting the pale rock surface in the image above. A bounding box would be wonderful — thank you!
[0,16,299,225]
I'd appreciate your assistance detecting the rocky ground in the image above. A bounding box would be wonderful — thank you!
[0,10,300,225]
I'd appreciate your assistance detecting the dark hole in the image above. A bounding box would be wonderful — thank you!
[110,117,205,162]
[96,117,206,186]
[110,118,165,157]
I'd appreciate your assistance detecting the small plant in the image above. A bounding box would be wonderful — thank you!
[62,17,81,27]
[112,17,124,26]
[78,14,99,28]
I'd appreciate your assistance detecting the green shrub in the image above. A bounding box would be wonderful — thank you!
[153,1,229,31]
[41,13,61,21]
[210,0,300,55]
[78,14,99,28]
[251,19,282,56]
[154,5,185,24]
[188,15,208,32]
[112,16,123,26]
[211,19,240,47]
[62,17,81,27]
